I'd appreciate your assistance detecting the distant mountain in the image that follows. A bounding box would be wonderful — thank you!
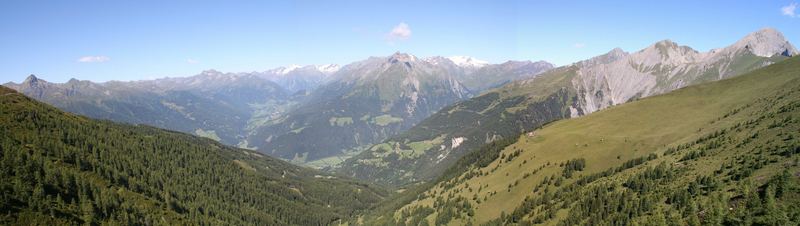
[339,28,798,186]
[258,64,341,93]
[243,53,552,166]
[0,85,388,225]
[364,50,800,226]
[458,60,554,92]
[245,53,472,164]
[3,55,551,165]
[446,56,489,68]
[4,71,289,146]
[425,56,554,92]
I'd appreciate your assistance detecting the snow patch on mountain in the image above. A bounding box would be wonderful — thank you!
[276,65,302,75]
[315,64,341,73]
[447,56,489,68]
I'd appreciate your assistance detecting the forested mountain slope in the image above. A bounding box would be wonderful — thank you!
[364,54,800,225]
[246,53,551,168]
[0,86,387,225]
[246,53,475,164]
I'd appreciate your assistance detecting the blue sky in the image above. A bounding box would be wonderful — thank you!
[1,0,798,83]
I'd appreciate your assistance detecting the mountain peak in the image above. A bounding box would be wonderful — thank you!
[67,78,81,84]
[447,56,489,68]
[19,74,49,91]
[388,52,417,63]
[607,47,628,57]
[750,27,781,38]
[531,60,556,68]
[578,47,628,66]
[314,64,340,73]
[733,28,797,57]
[276,64,302,75]
[24,74,39,84]
[654,39,678,47]
[200,69,223,75]
[646,39,695,54]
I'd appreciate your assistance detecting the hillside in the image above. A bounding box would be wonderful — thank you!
[3,72,290,146]
[364,54,800,225]
[245,53,471,165]
[0,86,388,225]
[4,55,551,168]
[339,28,798,186]
[245,52,548,167]
[456,60,555,92]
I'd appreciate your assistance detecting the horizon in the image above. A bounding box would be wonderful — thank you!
[1,1,799,83]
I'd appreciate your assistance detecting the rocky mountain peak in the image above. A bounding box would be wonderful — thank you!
[632,39,700,67]
[578,47,628,66]
[733,27,798,57]
[314,64,340,74]
[608,47,625,54]
[645,39,695,54]
[200,69,224,76]
[654,39,676,46]
[23,74,40,85]
[532,60,555,66]
[388,52,418,63]
[274,65,302,75]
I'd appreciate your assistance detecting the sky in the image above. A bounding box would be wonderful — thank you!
[0,0,798,83]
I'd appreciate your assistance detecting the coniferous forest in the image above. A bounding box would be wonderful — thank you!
[0,86,387,225]
[2,2,800,225]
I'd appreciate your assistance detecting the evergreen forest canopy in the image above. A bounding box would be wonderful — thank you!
[0,86,388,225]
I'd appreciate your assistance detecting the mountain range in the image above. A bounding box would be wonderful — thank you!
[365,52,800,225]
[2,27,799,225]
[338,28,798,186]
[4,71,288,146]
[4,54,553,167]
[246,53,554,166]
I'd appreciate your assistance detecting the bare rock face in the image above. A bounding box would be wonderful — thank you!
[732,28,798,57]
[572,28,797,115]
[338,28,796,186]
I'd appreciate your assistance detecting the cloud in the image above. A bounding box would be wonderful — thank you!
[573,43,586,48]
[387,22,412,41]
[782,2,797,17]
[77,56,110,63]
[186,59,199,64]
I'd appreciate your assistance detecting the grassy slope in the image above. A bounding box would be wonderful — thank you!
[342,51,790,187]
[374,57,800,225]
[339,66,579,185]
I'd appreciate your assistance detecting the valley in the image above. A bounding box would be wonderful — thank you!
[2,3,799,224]
[5,54,553,167]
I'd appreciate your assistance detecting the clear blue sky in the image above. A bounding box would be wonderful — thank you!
[1,0,798,83]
